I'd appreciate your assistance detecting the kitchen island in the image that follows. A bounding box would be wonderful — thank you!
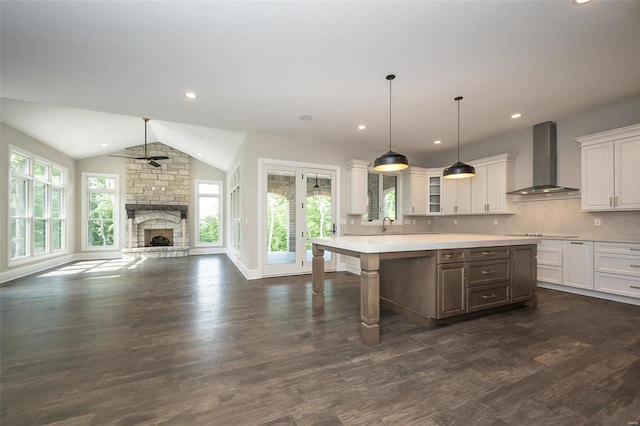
[311,233,541,345]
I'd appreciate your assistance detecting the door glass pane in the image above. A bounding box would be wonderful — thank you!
[267,170,296,265]
[10,153,29,174]
[306,173,332,262]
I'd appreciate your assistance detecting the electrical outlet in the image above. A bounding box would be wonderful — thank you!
[350,219,355,225]
[594,218,601,226]
[428,219,431,225]
[412,220,416,225]
[493,219,499,226]
[453,219,458,225]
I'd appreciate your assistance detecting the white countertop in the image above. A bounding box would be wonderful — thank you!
[311,233,541,254]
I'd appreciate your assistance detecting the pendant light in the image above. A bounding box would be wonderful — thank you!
[313,173,320,189]
[373,74,409,172]
[443,96,475,179]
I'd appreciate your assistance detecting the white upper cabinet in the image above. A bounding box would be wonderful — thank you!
[577,124,640,211]
[346,159,369,215]
[402,167,427,215]
[470,154,514,214]
[442,176,471,214]
[426,168,443,215]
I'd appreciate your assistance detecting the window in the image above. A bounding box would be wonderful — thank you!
[196,180,222,246]
[363,172,397,222]
[82,173,119,250]
[8,149,67,263]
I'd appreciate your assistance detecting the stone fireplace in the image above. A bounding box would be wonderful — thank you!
[121,205,189,259]
[121,142,191,260]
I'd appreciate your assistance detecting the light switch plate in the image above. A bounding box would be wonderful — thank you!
[594,218,601,226]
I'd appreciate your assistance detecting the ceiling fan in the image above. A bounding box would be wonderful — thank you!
[109,118,169,167]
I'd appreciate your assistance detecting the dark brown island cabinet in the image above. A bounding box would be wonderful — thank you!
[379,244,537,325]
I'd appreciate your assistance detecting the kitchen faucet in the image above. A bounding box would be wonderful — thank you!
[383,216,393,232]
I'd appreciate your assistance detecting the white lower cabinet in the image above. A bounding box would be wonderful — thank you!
[538,239,640,303]
[562,241,594,289]
[594,242,640,298]
[537,240,563,284]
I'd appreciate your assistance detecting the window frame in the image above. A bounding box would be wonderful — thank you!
[195,179,223,247]
[8,146,68,266]
[362,169,402,225]
[81,172,120,251]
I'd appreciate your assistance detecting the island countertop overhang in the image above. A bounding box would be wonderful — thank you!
[310,233,541,254]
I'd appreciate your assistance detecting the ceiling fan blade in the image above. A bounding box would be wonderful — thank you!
[148,160,161,167]
[108,154,135,159]
[148,156,169,161]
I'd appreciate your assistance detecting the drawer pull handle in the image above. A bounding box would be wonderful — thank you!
[570,242,583,245]
[481,269,496,275]
[630,285,640,290]
[481,294,496,299]
[444,254,451,258]
[482,251,494,255]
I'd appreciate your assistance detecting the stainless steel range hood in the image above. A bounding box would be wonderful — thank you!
[508,121,579,195]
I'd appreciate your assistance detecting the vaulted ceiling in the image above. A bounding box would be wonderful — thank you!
[1,1,639,171]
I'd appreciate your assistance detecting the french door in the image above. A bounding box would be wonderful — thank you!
[262,165,336,276]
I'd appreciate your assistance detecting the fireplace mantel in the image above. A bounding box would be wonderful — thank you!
[125,204,188,219]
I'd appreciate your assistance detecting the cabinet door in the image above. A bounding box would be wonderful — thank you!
[403,172,427,215]
[427,174,442,215]
[437,263,466,318]
[441,178,457,214]
[511,245,536,302]
[456,178,472,214]
[562,241,594,289]
[581,142,614,211]
[614,136,640,210]
[346,162,368,215]
[471,165,488,213]
[487,162,507,213]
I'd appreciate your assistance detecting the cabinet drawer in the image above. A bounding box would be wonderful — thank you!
[467,283,510,312]
[594,253,640,277]
[537,264,563,284]
[537,247,563,266]
[438,249,466,263]
[594,242,640,256]
[595,272,640,299]
[467,259,511,287]
[467,246,510,261]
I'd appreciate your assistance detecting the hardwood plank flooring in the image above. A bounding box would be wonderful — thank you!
[1,255,639,425]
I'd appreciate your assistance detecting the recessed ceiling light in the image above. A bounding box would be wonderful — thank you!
[185,92,197,99]
[197,153,203,157]
[101,143,108,147]
[573,0,592,5]
[358,124,366,130]
[511,113,523,119]
[434,140,442,144]
[298,114,313,121]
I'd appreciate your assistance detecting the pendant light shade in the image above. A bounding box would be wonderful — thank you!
[373,74,409,172]
[443,96,475,179]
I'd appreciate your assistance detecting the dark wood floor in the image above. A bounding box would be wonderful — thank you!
[1,255,638,425]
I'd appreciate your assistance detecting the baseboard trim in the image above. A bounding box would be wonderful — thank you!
[189,247,226,256]
[538,282,640,306]
[1,254,75,285]
[225,252,260,280]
